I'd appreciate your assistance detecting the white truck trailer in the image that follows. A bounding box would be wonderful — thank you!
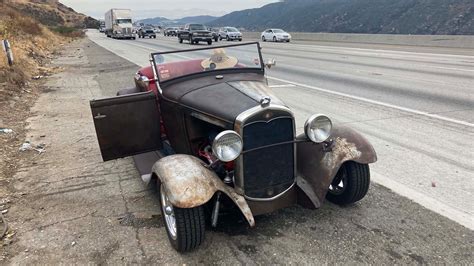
[105,9,135,39]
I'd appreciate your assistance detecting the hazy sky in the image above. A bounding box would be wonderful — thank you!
[60,0,278,19]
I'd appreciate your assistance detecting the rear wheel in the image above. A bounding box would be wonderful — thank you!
[158,183,205,252]
[207,40,212,45]
[226,36,230,41]
[179,38,183,43]
[326,162,370,205]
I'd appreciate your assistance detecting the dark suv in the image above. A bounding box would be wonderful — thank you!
[164,27,179,36]
[178,24,212,45]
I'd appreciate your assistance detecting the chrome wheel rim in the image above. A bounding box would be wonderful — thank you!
[329,166,347,195]
[160,184,177,239]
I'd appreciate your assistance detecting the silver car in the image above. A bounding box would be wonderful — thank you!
[261,29,291,42]
[219,27,243,41]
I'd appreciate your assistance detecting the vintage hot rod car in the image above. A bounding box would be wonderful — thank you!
[90,42,377,252]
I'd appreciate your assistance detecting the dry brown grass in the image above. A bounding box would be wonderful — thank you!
[0,3,67,99]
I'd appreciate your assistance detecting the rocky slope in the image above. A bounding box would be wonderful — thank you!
[210,0,474,35]
[3,0,99,28]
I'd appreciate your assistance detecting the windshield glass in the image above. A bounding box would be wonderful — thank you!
[189,24,206,30]
[227,27,239,32]
[116,19,132,24]
[273,29,284,33]
[152,43,263,82]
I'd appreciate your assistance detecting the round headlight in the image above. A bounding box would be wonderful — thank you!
[212,130,243,162]
[304,114,332,143]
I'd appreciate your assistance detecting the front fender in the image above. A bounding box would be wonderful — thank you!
[152,154,255,227]
[296,125,377,208]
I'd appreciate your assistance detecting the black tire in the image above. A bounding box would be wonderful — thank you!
[214,37,218,42]
[132,37,136,40]
[262,36,266,42]
[273,36,277,42]
[326,162,370,205]
[179,38,183,43]
[207,40,212,45]
[189,36,194,44]
[158,182,205,252]
[226,36,230,41]
[219,36,222,41]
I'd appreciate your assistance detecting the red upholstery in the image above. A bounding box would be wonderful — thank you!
[156,59,204,81]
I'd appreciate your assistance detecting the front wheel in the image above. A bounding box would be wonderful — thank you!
[273,36,277,42]
[159,183,205,252]
[326,162,370,205]
[262,36,266,42]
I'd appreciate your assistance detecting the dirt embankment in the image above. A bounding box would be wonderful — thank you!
[0,2,86,223]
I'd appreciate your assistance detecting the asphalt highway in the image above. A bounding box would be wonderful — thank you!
[86,30,473,230]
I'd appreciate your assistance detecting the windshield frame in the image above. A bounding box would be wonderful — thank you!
[151,42,265,87]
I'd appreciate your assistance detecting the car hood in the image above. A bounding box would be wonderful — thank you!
[162,74,284,124]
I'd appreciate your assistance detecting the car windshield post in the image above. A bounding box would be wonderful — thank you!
[151,42,264,85]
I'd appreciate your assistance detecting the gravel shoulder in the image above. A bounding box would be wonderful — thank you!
[1,38,472,264]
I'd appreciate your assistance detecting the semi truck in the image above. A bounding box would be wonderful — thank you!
[105,9,135,39]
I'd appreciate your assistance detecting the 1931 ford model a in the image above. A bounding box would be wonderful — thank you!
[90,42,377,252]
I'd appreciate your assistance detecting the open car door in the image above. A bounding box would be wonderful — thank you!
[90,91,162,161]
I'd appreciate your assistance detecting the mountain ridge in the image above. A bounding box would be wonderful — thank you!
[210,0,474,35]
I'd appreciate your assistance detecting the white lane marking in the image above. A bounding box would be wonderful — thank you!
[433,66,474,72]
[372,172,473,230]
[267,76,474,128]
[269,84,296,88]
[264,41,474,60]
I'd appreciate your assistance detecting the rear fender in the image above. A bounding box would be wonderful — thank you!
[152,154,255,227]
[296,125,377,208]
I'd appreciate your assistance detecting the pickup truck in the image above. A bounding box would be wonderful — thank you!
[178,24,213,45]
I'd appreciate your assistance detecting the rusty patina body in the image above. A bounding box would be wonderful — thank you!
[89,42,377,251]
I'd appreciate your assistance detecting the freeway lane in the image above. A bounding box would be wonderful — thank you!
[86,30,473,229]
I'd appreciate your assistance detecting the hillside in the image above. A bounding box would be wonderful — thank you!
[0,0,94,100]
[5,0,99,28]
[210,0,474,35]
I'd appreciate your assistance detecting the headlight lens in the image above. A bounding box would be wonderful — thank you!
[304,114,332,143]
[212,130,243,162]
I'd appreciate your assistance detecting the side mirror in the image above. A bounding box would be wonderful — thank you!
[265,58,276,69]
